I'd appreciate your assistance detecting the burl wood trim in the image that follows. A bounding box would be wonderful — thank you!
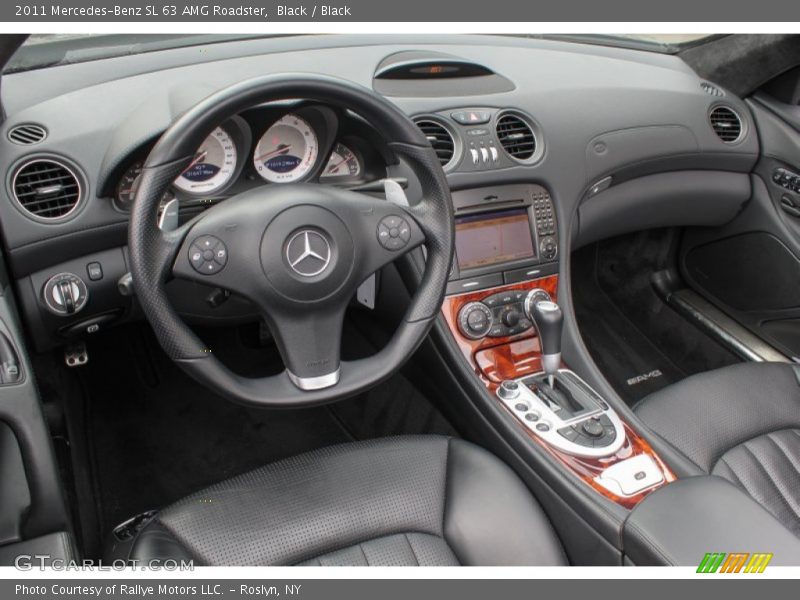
[441,275,558,382]
[441,275,676,507]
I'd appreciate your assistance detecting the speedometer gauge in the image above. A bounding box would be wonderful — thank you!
[253,114,318,183]
[322,143,361,179]
[173,127,237,195]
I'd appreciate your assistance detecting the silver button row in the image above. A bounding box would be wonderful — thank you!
[470,145,499,165]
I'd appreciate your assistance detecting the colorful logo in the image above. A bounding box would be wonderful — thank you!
[697,552,773,573]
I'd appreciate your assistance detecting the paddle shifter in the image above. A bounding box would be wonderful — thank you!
[524,290,563,388]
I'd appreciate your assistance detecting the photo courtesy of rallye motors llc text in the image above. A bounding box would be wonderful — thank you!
[15,585,301,597]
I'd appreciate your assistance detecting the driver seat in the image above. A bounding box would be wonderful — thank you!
[110,436,566,566]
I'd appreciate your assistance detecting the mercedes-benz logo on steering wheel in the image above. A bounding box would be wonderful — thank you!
[285,229,332,277]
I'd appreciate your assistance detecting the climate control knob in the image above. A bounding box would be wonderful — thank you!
[501,307,522,328]
[457,301,493,340]
[43,273,88,316]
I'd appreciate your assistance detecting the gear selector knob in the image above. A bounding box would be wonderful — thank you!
[524,293,563,387]
[530,301,562,356]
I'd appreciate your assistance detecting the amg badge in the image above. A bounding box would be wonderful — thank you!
[626,369,663,387]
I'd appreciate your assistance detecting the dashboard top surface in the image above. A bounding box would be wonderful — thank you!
[0,34,758,278]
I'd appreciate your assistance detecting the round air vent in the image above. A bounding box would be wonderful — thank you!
[12,158,82,220]
[414,118,456,168]
[700,82,724,97]
[709,106,743,143]
[7,124,47,145]
[495,112,537,161]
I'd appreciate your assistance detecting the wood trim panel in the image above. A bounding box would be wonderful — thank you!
[441,275,676,508]
[441,275,558,382]
[475,337,543,382]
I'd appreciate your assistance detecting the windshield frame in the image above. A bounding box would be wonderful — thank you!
[4,34,298,73]
[521,33,723,54]
[5,32,723,74]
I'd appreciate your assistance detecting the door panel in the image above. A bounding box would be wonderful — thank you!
[681,77,800,359]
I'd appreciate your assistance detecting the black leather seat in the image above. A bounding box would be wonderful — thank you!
[634,362,800,537]
[115,435,566,566]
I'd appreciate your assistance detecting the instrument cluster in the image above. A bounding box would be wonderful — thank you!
[112,104,382,212]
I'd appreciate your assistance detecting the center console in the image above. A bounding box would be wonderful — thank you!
[441,184,675,510]
[438,184,800,564]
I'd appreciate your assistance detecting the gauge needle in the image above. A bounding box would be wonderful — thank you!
[181,150,208,174]
[255,144,292,163]
[326,158,347,173]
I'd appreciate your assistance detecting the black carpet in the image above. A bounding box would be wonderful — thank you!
[38,318,455,558]
[571,230,740,405]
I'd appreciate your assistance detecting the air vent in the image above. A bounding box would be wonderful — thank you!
[12,159,82,220]
[7,124,47,145]
[414,118,456,168]
[709,106,743,143]
[700,82,724,97]
[495,113,537,161]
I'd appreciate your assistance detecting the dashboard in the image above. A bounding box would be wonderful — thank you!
[0,34,760,352]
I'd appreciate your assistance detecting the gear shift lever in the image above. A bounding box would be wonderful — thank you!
[524,293,563,388]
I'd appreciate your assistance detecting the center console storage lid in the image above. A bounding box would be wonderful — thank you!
[623,476,800,566]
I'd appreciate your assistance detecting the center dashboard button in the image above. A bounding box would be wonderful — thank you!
[451,111,491,125]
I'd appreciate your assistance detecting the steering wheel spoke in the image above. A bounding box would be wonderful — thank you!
[262,301,348,390]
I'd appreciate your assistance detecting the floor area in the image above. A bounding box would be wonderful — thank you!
[34,316,456,559]
[571,230,741,406]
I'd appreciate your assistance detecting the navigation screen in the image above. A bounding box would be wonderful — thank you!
[455,208,535,270]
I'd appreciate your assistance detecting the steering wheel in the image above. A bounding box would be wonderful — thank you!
[128,74,454,408]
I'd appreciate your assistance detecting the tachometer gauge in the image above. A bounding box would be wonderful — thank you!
[173,127,238,195]
[253,114,318,183]
[115,161,174,211]
[322,143,361,179]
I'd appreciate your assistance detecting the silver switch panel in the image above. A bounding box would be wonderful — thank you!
[496,369,626,458]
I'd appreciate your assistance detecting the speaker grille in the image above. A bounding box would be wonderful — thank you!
[7,124,47,145]
[700,82,724,97]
